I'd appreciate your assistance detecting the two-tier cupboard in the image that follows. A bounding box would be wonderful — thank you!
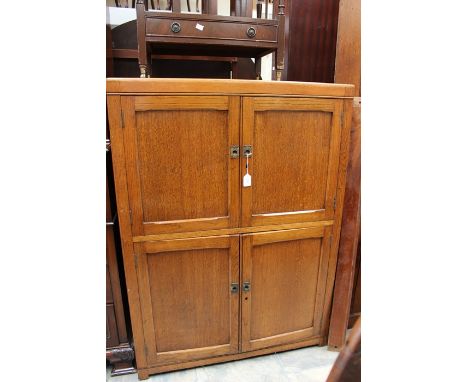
[107,78,353,379]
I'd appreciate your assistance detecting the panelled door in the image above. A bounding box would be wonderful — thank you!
[121,95,241,236]
[241,226,332,351]
[135,235,240,366]
[241,97,344,227]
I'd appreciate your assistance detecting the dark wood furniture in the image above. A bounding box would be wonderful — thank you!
[135,0,285,80]
[106,151,136,375]
[348,241,361,328]
[107,18,136,375]
[284,0,340,83]
[327,317,361,382]
[328,0,361,350]
[328,97,361,349]
[107,78,353,379]
[110,19,246,79]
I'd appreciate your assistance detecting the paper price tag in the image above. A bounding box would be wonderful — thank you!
[195,23,204,31]
[243,154,252,187]
[243,173,252,187]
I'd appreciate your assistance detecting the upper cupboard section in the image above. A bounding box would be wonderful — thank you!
[109,94,345,237]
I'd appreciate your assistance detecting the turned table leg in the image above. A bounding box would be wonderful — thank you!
[255,56,262,80]
[139,65,147,78]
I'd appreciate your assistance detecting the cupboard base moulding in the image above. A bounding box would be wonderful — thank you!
[137,337,324,379]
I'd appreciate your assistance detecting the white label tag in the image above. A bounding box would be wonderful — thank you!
[243,173,251,187]
[195,23,204,31]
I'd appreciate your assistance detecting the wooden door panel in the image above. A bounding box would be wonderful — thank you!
[136,235,240,366]
[122,96,240,237]
[241,97,343,227]
[241,226,332,351]
[252,110,331,215]
[137,110,228,223]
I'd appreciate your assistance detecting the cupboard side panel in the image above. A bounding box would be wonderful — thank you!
[322,99,353,343]
[107,95,148,369]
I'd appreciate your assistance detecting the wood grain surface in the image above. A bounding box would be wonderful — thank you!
[328,98,361,349]
[334,0,361,96]
[286,0,340,83]
[241,226,332,352]
[328,0,361,350]
[137,235,240,365]
[107,95,148,370]
[132,220,334,242]
[241,97,344,227]
[121,95,240,235]
[107,78,354,97]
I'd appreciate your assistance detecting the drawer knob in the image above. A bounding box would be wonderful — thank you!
[171,22,181,33]
[246,27,256,38]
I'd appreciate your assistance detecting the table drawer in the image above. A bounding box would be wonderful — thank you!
[146,17,277,44]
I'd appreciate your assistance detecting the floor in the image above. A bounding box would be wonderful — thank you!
[107,346,339,382]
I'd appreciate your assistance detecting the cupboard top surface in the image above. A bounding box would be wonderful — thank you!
[106,78,355,98]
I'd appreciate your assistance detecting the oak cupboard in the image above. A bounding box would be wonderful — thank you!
[107,78,353,379]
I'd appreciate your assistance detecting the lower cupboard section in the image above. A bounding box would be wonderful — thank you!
[133,225,333,377]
